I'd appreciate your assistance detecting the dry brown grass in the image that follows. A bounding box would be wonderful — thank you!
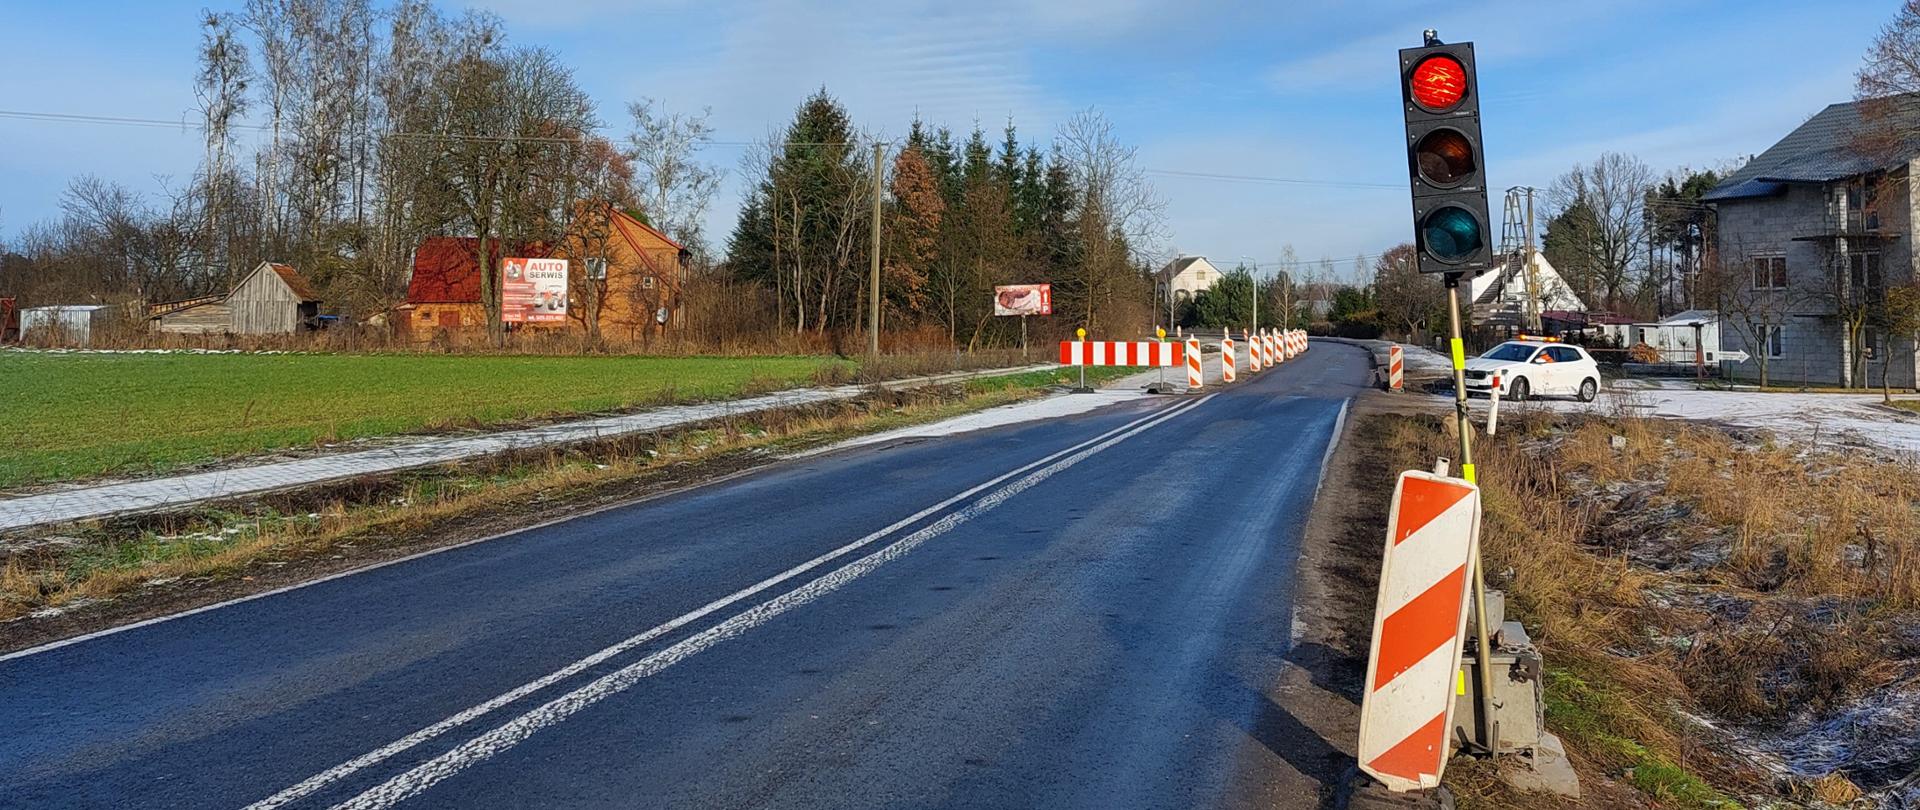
[1382,409,1920,805]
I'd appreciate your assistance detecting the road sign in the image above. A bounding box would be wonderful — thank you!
[1359,470,1482,792]
[1718,350,1750,362]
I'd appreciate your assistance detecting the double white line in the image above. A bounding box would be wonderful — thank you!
[250,394,1214,810]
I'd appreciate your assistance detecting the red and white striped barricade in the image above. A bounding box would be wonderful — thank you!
[1057,340,1185,368]
[1185,337,1202,389]
[1266,330,1280,365]
[1388,345,1405,391]
[1220,334,1236,383]
[1246,329,1261,373]
[1358,471,1482,792]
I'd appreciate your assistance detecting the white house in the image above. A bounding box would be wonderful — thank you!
[1469,252,1586,327]
[1156,256,1223,305]
[1631,309,1724,365]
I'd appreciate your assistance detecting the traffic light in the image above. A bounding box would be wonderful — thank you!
[1400,40,1492,278]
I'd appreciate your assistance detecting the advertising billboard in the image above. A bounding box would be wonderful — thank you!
[993,284,1051,316]
[501,257,569,324]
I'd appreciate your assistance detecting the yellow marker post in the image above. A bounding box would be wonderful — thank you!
[1076,327,1088,390]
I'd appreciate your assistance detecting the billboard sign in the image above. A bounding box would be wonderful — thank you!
[501,257,569,324]
[993,284,1051,316]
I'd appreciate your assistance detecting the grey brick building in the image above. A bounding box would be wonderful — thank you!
[1705,96,1919,388]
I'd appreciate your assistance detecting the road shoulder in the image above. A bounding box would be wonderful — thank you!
[1227,390,1390,808]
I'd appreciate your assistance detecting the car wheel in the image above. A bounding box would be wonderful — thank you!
[1578,377,1598,403]
[1508,376,1529,402]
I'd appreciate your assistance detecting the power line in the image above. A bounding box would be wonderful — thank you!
[1144,168,1401,190]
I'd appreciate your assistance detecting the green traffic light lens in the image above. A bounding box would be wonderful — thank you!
[1421,206,1484,262]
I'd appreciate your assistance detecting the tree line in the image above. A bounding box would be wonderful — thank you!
[722,91,1164,348]
[0,0,723,344]
[0,0,1178,349]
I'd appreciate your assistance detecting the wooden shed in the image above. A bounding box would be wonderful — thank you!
[149,294,232,334]
[228,262,320,334]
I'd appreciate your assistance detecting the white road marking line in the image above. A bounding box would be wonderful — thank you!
[244,396,1209,810]
[324,395,1215,810]
[1314,397,1352,499]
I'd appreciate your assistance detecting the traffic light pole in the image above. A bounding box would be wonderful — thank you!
[1444,275,1498,756]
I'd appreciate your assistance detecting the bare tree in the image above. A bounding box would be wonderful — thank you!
[1054,109,1163,331]
[1373,243,1443,339]
[624,99,722,257]
[195,11,251,287]
[1549,152,1655,312]
[1858,1,1920,99]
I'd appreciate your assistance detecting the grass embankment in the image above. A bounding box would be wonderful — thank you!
[0,365,1135,631]
[1,352,858,488]
[1373,411,1919,808]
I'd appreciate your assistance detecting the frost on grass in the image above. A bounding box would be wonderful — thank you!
[1488,412,1920,805]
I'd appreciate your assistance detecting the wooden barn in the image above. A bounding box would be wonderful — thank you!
[146,262,321,335]
[149,294,231,334]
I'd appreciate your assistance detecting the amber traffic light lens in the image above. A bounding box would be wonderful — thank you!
[1421,205,1484,262]
[1413,128,1476,187]
[1409,55,1468,112]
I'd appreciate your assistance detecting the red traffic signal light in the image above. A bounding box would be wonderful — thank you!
[1400,41,1491,278]
[1408,55,1469,113]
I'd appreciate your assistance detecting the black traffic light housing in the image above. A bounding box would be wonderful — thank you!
[1400,41,1493,279]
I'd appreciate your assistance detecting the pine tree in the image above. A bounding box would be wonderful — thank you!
[885,145,942,323]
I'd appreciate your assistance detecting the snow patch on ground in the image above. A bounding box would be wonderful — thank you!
[1397,344,1454,375]
[1531,388,1920,454]
[801,389,1152,455]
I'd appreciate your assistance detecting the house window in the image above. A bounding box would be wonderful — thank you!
[1750,255,1788,290]
[1863,327,1885,361]
[1762,325,1785,359]
[419,310,433,321]
[1848,252,1882,292]
[641,275,656,290]
[586,257,608,280]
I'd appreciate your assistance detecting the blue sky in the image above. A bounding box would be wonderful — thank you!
[0,0,1896,280]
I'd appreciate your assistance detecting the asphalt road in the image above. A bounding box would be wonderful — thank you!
[1,343,1371,810]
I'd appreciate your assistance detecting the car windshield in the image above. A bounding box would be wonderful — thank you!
[1481,343,1538,362]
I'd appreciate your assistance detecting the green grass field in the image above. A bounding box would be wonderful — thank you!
[1,352,850,487]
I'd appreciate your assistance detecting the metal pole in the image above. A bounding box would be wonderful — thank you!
[1021,315,1028,360]
[869,142,884,357]
[1445,277,1497,756]
[1242,256,1258,333]
[1524,187,1541,333]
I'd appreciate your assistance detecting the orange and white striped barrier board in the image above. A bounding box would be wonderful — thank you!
[1221,335,1236,382]
[1245,329,1261,373]
[1185,337,1202,388]
[1057,340,1185,367]
[1358,471,1481,792]
[1388,345,1405,391]
[1266,330,1280,365]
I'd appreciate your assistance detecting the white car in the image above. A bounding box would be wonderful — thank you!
[1462,340,1601,402]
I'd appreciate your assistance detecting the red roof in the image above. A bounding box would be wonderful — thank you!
[406,238,545,304]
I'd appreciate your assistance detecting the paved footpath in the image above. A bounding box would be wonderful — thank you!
[0,365,1050,533]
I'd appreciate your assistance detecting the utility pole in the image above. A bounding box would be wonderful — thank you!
[1242,255,1259,332]
[1524,186,1541,332]
[869,142,884,356]
[1167,252,1182,330]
